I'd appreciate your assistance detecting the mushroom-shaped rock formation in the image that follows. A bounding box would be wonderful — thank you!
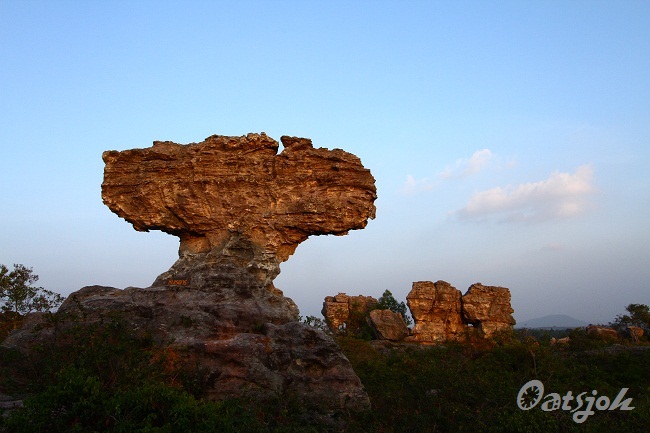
[102,133,376,285]
[4,133,376,423]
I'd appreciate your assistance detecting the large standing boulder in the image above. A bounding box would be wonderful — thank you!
[405,281,465,343]
[4,133,377,418]
[461,283,515,337]
[322,293,378,332]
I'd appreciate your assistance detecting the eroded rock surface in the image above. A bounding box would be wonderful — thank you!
[402,280,515,344]
[322,293,378,331]
[102,133,376,275]
[586,325,619,340]
[406,281,466,343]
[461,283,515,337]
[5,133,376,419]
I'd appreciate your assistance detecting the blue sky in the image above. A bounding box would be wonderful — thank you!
[1,1,649,324]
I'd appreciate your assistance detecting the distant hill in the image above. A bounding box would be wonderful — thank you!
[516,314,589,329]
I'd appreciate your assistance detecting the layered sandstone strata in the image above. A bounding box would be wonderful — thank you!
[462,283,516,337]
[406,281,466,343]
[322,293,378,331]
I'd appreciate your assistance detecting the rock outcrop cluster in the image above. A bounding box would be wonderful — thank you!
[407,280,515,343]
[323,281,515,344]
[4,133,377,419]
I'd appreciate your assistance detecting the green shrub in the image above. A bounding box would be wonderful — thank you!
[376,290,412,326]
[2,366,262,432]
[0,315,353,432]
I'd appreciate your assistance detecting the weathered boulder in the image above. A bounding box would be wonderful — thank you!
[405,281,465,343]
[461,283,515,337]
[550,336,571,345]
[586,325,619,340]
[368,309,409,341]
[4,133,377,418]
[322,293,378,332]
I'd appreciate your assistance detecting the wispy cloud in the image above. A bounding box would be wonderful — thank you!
[400,175,435,195]
[455,164,596,222]
[401,149,500,195]
[438,149,495,179]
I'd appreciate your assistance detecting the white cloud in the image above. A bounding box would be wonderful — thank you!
[402,149,499,196]
[438,149,495,179]
[400,175,434,195]
[455,164,596,222]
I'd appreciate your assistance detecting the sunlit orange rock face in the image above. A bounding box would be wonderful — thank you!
[405,281,516,343]
[102,133,376,268]
[406,281,466,343]
[462,283,516,337]
[368,309,410,341]
[322,293,378,331]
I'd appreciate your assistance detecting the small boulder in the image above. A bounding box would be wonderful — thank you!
[586,325,619,340]
[369,309,409,341]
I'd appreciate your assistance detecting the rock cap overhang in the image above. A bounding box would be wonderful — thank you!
[101,133,377,263]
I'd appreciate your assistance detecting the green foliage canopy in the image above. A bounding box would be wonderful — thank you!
[611,303,650,330]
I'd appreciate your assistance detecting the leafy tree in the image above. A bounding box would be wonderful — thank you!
[0,264,64,331]
[611,303,650,330]
[376,290,412,326]
[299,315,331,333]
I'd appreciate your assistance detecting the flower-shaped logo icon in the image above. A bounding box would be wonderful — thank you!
[517,380,544,410]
